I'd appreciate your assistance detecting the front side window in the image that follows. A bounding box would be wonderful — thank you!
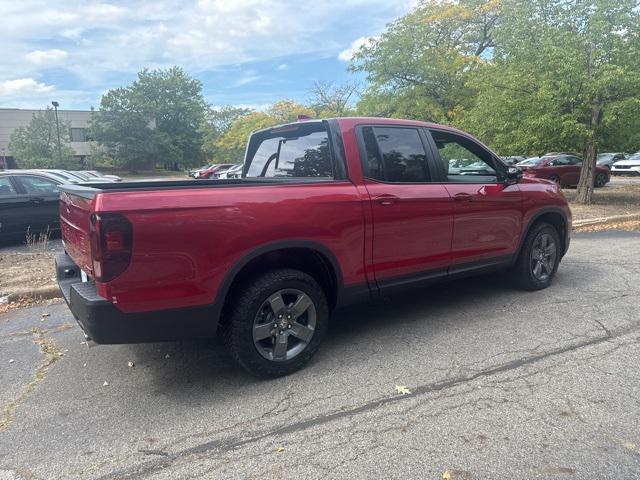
[0,177,16,196]
[15,176,59,194]
[245,123,333,178]
[361,126,430,182]
[430,130,498,182]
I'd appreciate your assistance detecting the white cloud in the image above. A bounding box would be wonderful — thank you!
[338,36,375,62]
[0,78,54,97]
[277,63,288,71]
[25,49,69,65]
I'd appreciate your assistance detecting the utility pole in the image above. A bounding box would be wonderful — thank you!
[51,101,62,163]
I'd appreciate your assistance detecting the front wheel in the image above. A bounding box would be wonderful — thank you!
[511,222,561,290]
[223,268,329,378]
[594,172,607,187]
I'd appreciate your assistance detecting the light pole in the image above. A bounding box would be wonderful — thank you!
[51,101,62,163]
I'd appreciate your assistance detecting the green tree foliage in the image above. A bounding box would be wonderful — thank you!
[200,106,252,159]
[463,0,640,202]
[213,101,316,163]
[352,0,640,203]
[9,107,77,169]
[90,67,207,172]
[352,0,500,122]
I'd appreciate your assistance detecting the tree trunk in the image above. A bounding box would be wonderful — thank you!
[575,105,602,205]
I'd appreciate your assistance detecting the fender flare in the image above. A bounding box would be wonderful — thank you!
[516,207,570,258]
[213,239,345,316]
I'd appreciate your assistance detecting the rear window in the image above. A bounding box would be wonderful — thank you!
[245,123,333,178]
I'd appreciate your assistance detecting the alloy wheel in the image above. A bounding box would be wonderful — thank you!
[252,289,317,362]
[530,232,557,282]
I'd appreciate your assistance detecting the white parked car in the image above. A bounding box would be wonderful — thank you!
[611,153,640,177]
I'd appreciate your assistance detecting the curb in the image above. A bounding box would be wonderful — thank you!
[573,212,640,228]
[5,285,61,303]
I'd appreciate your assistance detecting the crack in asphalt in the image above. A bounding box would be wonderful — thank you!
[90,321,640,480]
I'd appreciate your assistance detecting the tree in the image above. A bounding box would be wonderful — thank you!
[308,81,359,117]
[200,106,252,159]
[9,107,77,169]
[351,0,501,122]
[213,101,316,162]
[462,0,640,203]
[90,67,207,172]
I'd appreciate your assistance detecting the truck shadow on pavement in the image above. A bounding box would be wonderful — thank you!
[118,260,604,394]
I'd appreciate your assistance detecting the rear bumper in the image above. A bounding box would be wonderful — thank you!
[55,253,218,344]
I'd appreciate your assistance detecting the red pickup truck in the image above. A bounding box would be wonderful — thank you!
[56,117,571,377]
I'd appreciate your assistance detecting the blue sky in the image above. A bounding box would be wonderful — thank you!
[0,0,415,110]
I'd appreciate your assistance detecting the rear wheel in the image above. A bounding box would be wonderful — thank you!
[594,172,607,187]
[223,268,329,378]
[511,222,561,290]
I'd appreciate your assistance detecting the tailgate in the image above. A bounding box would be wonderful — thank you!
[59,190,94,276]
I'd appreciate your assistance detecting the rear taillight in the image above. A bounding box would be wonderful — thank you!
[90,213,132,282]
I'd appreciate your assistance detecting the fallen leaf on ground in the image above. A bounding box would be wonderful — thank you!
[41,313,50,318]
[128,361,135,368]
[9,359,14,364]
[276,447,285,453]
[103,381,109,387]
[624,442,636,451]
[443,471,451,480]
[395,385,411,395]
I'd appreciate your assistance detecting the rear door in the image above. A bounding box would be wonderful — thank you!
[427,128,522,268]
[13,175,61,233]
[0,176,25,240]
[357,125,453,290]
[564,156,583,185]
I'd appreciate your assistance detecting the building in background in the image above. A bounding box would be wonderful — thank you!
[0,108,93,169]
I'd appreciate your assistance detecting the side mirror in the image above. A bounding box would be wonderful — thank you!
[505,166,522,185]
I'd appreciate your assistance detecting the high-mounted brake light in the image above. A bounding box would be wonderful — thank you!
[90,213,132,282]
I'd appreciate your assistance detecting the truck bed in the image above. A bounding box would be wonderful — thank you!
[58,177,336,198]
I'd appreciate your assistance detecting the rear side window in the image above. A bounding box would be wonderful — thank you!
[0,177,16,196]
[245,123,333,178]
[361,126,430,182]
[14,176,59,194]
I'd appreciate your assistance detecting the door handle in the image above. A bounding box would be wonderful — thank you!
[29,197,45,203]
[373,194,400,206]
[453,193,473,202]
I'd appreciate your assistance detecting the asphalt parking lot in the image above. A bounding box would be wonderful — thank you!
[1,230,639,479]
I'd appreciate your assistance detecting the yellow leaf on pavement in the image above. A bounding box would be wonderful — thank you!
[395,385,411,395]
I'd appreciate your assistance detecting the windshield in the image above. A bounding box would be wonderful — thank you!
[245,123,333,178]
[629,153,640,161]
[598,154,614,161]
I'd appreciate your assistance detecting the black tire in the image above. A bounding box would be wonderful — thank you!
[594,172,607,188]
[511,222,561,291]
[223,268,329,378]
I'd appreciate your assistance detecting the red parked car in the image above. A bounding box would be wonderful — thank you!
[56,117,571,377]
[520,154,609,187]
[196,163,236,179]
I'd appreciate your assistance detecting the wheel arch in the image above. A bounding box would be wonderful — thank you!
[518,208,570,258]
[215,240,344,325]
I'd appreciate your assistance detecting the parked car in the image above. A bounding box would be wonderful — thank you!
[520,154,610,187]
[56,117,571,378]
[0,171,65,242]
[610,152,640,177]
[517,157,541,166]
[82,171,123,182]
[501,156,526,165]
[194,163,236,179]
[188,164,211,178]
[597,153,627,169]
[217,164,243,179]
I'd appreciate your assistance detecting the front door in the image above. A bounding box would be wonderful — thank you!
[13,175,61,234]
[358,125,453,290]
[428,129,523,268]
